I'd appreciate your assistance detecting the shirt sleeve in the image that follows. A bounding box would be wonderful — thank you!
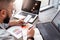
[4,23,9,29]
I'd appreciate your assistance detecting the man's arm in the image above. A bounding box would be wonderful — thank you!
[8,20,24,26]
[27,27,35,40]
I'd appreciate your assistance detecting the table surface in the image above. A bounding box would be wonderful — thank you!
[10,17,43,40]
[14,26,43,40]
[21,28,43,40]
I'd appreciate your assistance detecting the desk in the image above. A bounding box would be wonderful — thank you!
[14,28,43,40]
[15,28,43,40]
[10,18,43,40]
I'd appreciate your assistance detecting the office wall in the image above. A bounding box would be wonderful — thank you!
[38,0,59,8]
[14,0,59,11]
[14,0,23,12]
[53,0,59,9]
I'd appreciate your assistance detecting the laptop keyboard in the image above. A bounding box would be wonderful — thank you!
[19,12,36,18]
[19,12,28,16]
[31,15,36,18]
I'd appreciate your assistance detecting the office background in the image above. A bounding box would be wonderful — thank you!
[13,0,60,12]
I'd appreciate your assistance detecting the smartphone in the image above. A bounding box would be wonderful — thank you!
[24,15,32,23]
[28,24,33,30]
[22,15,32,26]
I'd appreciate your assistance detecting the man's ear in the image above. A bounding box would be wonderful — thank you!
[0,9,7,18]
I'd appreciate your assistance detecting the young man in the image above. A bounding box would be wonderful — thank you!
[0,0,34,40]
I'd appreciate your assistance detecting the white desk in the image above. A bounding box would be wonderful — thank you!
[22,28,43,40]
[0,27,43,40]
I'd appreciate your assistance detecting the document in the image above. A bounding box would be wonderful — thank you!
[7,23,33,39]
[7,26,23,39]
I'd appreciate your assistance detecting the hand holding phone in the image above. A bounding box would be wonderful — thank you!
[24,15,32,23]
[22,15,32,26]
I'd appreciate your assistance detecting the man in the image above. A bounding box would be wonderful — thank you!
[0,0,34,40]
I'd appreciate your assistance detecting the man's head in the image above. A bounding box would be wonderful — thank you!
[0,0,15,23]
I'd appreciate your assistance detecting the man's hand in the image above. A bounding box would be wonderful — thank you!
[27,27,35,37]
[8,19,24,26]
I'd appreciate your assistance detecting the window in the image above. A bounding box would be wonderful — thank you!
[38,0,49,8]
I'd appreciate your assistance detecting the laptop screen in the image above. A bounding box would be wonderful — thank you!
[21,0,41,14]
[53,10,60,31]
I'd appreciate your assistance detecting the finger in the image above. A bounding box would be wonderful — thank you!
[28,26,33,30]
[28,27,34,32]
[18,20,24,23]
[27,28,35,37]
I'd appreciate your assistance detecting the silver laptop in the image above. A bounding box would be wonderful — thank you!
[14,0,41,23]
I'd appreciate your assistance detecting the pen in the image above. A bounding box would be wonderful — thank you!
[28,25,33,30]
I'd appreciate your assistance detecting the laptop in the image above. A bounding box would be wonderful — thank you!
[36,10,60,40]
[14,0,41,23]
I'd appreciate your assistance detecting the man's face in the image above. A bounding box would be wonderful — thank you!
[3,2,14,23]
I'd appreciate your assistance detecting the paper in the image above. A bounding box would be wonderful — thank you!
[7,26,22,39]
[7,23,33,39]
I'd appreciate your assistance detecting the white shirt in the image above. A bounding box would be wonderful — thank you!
[0,23,15,40]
